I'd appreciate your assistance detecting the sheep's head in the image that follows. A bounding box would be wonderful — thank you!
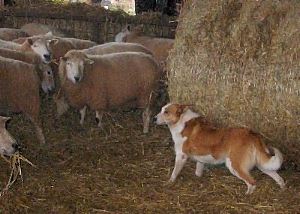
[115,25,131,42]
[38,63,55,94]
[60,50,94,84]
[0,116,19,156]
[23,37,58,63]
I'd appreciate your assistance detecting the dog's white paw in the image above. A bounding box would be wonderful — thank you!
[245,185,256,195]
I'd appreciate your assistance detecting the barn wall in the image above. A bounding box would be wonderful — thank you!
[0,6,177,43]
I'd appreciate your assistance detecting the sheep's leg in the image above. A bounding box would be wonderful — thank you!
[79,106,87,125]
[95,111,103,128]
[142,105,151,134]
[54,94,69,118]
[27,115,45,144]
[34,123,46,144]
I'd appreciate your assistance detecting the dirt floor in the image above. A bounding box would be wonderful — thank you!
[0,97,299,214]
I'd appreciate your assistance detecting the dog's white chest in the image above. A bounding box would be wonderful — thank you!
[171,132,187,154]
[191,154,224,165]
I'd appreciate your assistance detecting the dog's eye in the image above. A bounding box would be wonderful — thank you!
[164,111,169,114]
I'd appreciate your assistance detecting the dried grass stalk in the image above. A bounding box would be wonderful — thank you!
[0,152,36,196]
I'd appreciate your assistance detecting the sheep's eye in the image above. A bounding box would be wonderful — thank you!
[47,71,51,75]
[67,62,71,66]
[33,44,38,48]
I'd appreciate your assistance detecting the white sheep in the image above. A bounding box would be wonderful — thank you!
[115,25,174,66]
[58,50,161,133]
[0,56,46,144]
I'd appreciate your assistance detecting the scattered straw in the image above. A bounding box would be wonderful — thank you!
[0,152,36,197]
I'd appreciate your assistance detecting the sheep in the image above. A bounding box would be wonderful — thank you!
[0,56,45,144]
[49,37,96,60]
[0,48,55,93]
[21,23,66,37]
[64,37,97,50]
[115,25,174,66]
[0,28,28,41]
[0,37,58,63]
[12,32,96,59]
[81,42,153,56]
[0,116,18,156]
[12,31,53,44]
[58,50,161,133]
[54,42,154,118]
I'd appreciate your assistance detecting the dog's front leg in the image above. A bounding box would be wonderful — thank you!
[195,162,204,177]
[169,153,188,182]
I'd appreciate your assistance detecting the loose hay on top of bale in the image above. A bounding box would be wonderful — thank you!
[168,0,300,164]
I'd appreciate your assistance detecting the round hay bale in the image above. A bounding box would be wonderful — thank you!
[168,0,299,163]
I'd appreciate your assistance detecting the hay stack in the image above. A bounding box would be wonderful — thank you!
[168,0,299,162]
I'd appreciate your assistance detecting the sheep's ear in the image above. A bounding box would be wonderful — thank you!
[45,31,53,36]
[48,38,59,46]
[85,58,94,65]
[0,116,11,125]
[60,56,67,62]
[122,25,130,32]
[26,38,33,45]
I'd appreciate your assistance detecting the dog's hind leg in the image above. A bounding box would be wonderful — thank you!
[258,167,285,189]
[226,158,256,194]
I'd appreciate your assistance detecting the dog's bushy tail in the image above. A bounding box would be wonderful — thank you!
[255,140,283,171]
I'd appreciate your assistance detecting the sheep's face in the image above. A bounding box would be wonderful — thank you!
[61,52,94,84]
[27,38,58,64]
[115,25,130,42]
[0,116,18,156]
[39,63,55,94]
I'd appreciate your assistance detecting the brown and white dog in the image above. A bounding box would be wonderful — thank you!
[155,103,285,194]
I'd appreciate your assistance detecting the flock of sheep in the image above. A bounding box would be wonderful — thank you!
[0,22,174,156]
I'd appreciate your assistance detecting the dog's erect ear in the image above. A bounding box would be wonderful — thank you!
[176,104,192,116]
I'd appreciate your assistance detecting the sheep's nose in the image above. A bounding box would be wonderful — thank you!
[74,76,80,82]
[43,54,51,61]
[12,143,20,151]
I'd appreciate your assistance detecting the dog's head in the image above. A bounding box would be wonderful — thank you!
[155,103,192,126]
